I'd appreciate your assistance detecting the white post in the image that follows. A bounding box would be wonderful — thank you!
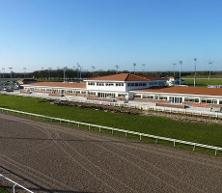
[12,184,16,193]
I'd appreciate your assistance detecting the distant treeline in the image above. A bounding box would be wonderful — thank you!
[0,69,222,80]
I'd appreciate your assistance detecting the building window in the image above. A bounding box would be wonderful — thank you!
[97,82,104,86]
[185,98,199,103]
[170,97,182,103]
[116,83,124,86]
[88,82,95,86]
[127,83,134,86]
[106,83,114,86]
[143,95,154,99]
[88,92,96,96]
[159,96,167,101]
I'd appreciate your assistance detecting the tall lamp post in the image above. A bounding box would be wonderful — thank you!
[76,63,81,80]
[8,67,13,78]
[179,60,183,85]
[208,61,213,81]
[142,64,146,72]
[115,65,119,73]
[91,65,95,77]
[63,66,67,82]
[193,58,197,87]
[2,68,5,78]
[23,67,27,78]
[133,63,136,74]
[48,67,52,80]
[172,63,177,77]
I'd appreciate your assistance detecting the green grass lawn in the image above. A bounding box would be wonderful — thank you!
[0,94,222,147]
[183,77,222,87]
[0,188,8,193]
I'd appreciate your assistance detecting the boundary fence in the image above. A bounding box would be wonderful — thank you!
[0,173,34,193]
[0,107,222,155]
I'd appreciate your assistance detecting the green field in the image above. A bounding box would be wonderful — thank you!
[183,77,222,87]
[0,188,8,193]
[0,94,222,147]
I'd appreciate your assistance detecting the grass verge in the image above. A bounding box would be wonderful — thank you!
[183,77,222,87]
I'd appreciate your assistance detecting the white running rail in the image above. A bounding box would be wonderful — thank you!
[0,107,222,156]
[0,173,34,193]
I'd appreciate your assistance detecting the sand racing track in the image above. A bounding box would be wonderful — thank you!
[0,113,222,193]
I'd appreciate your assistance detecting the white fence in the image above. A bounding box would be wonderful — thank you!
[4,91,222,119]
[0,107,222,155]
[147,106,222,119]
[0,173,34,193]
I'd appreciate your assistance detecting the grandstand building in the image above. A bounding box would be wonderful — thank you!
[22,73,222,109]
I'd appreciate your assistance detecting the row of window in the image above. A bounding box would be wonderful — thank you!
[127,83,146,87]
[139,95,222,104]
[87,82,124,86]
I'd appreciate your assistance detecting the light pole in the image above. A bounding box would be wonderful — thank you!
[179,60,183,85]
[8,67,13,78]
[2,68,5,78]
[23,67,27,78]
[193,58,197,87]
[133,63,136,74]
[91,65,96,77]
[76,63,81,80]
[63,66,67,82]
[142,64,146,72]
[115,65,119,73]
[48,67,52,80]
[208,61,213,81]
[172,63,177,77]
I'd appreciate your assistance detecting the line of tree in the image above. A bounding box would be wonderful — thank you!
[0,69,221,80]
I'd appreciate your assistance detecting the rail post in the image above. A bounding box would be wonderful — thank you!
[12,184,16,193]
[193,144,196,151]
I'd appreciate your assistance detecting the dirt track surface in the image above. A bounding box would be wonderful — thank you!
[0,114,222,193]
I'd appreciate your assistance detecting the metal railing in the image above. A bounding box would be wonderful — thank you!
[0,107,222,155]
[3,91,222,119]
[147,106,222,119]
[0,173,34,193]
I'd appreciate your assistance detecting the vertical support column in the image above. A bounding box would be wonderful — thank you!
[12,184,16,193]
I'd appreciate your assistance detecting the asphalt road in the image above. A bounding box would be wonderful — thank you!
[0,114,222,193]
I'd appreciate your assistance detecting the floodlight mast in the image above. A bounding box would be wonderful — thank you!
[2,68,5,78]
[115,65,119,73]
[23,67,27,78]
[133,63,136,74]
[179,60,183,85]
[142,64,146,72]
[193,58,197,87]
[208,61,213,81]
[76,63,81,80]
[8,67,13,78]
[63,66,67,82]
[172,63,177,77]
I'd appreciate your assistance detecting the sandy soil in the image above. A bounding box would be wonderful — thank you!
[0,113,221,193]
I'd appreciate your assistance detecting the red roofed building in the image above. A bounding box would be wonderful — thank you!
[22,73,222,108]
[84,73,166,99]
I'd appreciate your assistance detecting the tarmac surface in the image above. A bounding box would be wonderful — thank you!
[0,113,222,193]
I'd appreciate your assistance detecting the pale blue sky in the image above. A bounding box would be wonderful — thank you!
[0,0,221,72]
